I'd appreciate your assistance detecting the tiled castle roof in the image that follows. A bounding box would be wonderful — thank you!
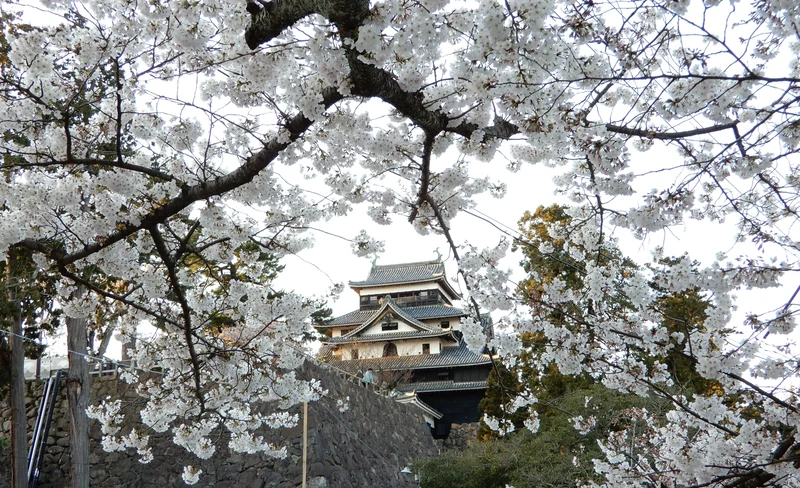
[322,304,465,327]
[349,260,461,299]
[350,260,445,286]
[394,393,443,419]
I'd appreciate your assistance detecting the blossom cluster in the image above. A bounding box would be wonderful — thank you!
[1,0,798,485]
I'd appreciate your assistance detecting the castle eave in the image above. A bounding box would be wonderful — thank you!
[348,260,462,300]
[325,330,453,344]
[319,342,491,372]
[320,304,465,328]
[395,380,489,393]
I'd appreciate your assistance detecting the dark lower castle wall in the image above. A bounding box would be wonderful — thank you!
[419,389,486,425]
[0,361,436,488]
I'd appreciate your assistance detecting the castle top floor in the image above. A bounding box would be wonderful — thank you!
[349,260,461,309]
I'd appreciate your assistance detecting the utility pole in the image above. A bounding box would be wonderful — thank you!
[66,286,90,488]
[302,402,308,488]
[7,255,28,488]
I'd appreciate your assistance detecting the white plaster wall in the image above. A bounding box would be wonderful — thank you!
[335,327,356,337]
[348,337,443,359]
[421,318,462,330]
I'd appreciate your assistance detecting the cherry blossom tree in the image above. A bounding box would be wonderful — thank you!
[1,0,798,486]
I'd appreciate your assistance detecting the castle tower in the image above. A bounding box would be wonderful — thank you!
[317,259,492,437]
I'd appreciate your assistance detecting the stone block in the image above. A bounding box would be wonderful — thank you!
[308,476,328,488]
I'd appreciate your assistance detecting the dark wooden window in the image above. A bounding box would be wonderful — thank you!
[362,290,444,308]
[440,320,450,329]
[383,343,398,357]
[422,344,430,354]
[351,348,359,360]
[360,295,380,310]
[454,366,490,382]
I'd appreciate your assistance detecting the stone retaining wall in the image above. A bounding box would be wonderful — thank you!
[436,422,479,452]
[0,361,436,487]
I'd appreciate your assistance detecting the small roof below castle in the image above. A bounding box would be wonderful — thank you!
[349,260,461,299]
[394,393,443,420]
[395,380,489,393]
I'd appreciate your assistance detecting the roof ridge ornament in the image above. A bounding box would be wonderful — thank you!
[433,247,441,261]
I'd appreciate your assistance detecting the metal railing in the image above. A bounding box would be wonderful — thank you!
[27,370,63,488]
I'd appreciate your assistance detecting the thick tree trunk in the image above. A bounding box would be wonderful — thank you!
[7,255,28,488]
[66,289,91,488]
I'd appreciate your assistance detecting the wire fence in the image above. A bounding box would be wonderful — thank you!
[2,328,395,397]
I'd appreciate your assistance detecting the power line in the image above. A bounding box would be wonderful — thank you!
[0,328,164,376]
[460,207,589,275]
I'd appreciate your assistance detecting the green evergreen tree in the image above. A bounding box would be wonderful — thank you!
[440,206,725,488]
[0,247,61,395]
[647,256,723,398]
[482,206,720,432]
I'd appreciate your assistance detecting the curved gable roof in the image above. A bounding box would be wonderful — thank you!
[322,304,465,328]
[343,297,440,338]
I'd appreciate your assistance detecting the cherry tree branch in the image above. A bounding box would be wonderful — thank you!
[606,121,739,139]
[57,266,182,329]
[148,224,205,409]
[407,132,436,224]
[14,88,344,265]
[244,0,370,50]
[724,372,800,415]
[1,158,174,181]
[245,0,521,142]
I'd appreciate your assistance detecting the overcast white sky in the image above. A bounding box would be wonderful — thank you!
[31,110,791,370]
[24,1,796,368]
[272,152,790,328]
